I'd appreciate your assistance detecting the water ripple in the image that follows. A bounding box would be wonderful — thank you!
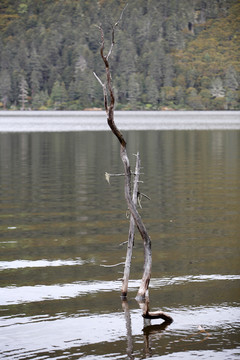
[150,274,240,287]
[0,258,93,270]
[0,274,239,306]
[0,305,239,360]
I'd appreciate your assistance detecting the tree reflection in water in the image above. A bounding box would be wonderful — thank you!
[122,300,173,359]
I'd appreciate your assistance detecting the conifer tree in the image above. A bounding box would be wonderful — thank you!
[0,69,11,109]
[19,75,29,110]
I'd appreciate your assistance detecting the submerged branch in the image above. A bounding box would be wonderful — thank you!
[138,298,173,323]
[143,311,173,322]
[100,262,125,268]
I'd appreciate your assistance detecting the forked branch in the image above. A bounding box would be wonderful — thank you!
[95,9,173,324]
[95,7,152,301]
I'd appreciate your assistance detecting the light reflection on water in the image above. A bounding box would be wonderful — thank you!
[0,258,90,270]
[0,123,240,359]
[1,275,240,305]
[1,303,240,359]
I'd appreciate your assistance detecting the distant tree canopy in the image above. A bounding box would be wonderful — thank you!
[0,0,239,110]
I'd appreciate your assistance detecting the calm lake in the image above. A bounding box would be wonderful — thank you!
[0,112,240,359]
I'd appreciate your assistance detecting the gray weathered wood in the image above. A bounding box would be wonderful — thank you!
[95,23,152,300]
[121,152,140,297]
[95,17,173,323]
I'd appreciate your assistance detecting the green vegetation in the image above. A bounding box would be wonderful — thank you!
[0,0,239,110]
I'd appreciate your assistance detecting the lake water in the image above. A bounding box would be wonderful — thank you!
[0,112,240,359]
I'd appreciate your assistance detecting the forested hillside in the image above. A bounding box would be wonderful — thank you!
[0,0,239,110]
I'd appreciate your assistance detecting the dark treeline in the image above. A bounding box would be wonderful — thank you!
[0,0,239,110]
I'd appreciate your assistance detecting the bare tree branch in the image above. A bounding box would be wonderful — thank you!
[95,4,152,301]
[93,72,105,88]
[106,4,128,60]
[95,5,173,327]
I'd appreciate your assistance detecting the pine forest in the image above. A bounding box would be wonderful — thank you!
[0,0,239,110]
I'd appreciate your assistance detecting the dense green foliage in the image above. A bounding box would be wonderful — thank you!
[0,0,239,110]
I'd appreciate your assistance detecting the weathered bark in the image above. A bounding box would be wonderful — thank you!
[121,152,140,297]
[95,13,173,325]
[95,23,152,300]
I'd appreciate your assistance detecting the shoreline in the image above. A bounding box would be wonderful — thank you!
[0,110,239,132]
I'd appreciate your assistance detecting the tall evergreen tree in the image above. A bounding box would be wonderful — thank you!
[0,69,11,108]
[224,65,239,91]
[19,75,29,110]
[128,73,140,108]
[51,80,67,109]
[210,77,225,98]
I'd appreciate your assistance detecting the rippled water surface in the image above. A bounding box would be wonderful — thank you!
[0,118,240,359]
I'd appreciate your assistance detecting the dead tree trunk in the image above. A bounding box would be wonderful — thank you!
[94,13,173,324]
[94,21,152,300]
[121,152,140,297]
